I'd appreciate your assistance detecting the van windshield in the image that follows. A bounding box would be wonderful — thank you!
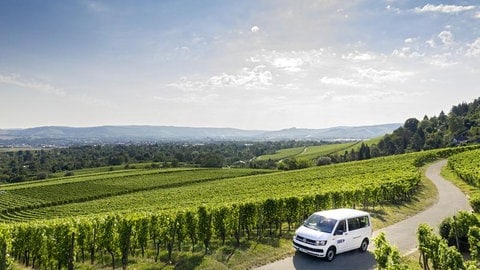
[303,214,337,233]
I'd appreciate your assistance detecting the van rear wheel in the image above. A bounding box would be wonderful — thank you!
[359,239,369,252]
[325,247,336,262]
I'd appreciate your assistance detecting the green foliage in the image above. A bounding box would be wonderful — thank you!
[373,232,407,270]
[468,226,480,262]
[438,240,466,270]
[417,223,442,270]
[438,211,480,252]
[213,207,228,245]
[375,97,480,156]
[0,226,12,270]
[197,206,212,254]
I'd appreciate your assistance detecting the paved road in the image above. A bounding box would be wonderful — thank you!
[255,160,471,270]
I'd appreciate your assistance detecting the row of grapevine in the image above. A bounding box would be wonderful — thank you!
[448,149,480,187]
[447,148,480,212]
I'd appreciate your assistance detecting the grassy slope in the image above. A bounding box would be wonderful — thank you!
[256,137,381,161]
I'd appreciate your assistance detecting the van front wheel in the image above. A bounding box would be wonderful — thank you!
[359,239,369,252]
[325,247,336,262]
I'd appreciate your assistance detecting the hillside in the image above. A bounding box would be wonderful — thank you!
[0,123,401,146]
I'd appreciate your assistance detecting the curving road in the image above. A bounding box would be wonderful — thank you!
[255,160,471,270]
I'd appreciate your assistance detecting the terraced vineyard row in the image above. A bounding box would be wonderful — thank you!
[0,168,274,215]
[448,148,480,187]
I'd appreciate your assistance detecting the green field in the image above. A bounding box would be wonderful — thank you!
[256,138,381,161]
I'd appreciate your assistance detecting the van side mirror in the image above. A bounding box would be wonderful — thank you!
[334,230,343,235]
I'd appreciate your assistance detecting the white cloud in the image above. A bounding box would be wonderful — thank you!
[466,38,480,56]
[271,57,304,72]
[320,77,365,88]
[475,12,480,19]
[438,31,453,45]
[426,39,436,48]
[0,73,66,96]
[167,65,273,92]
[414,4,475,14]
[356,68,414,83]
[429,54,457,68]
[342,52,375,60]
[386,5,401,14]
[251,25,260,33]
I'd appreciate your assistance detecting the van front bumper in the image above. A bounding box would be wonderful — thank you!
[292,240,325,257]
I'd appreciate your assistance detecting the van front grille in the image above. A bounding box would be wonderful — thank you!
[295,235,317,245]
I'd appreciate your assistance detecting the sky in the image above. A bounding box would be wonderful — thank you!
[1,0,479,130]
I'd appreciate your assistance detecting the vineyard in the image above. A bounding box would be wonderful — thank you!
[1,154,422,223]
[0,168,274,221]
[0,146,479,269]
[255,141,359,161]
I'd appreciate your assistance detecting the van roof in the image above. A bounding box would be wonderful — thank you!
[312,208,370,220]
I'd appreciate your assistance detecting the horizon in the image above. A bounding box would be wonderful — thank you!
[1,1,479,130]
[0,122,402,132]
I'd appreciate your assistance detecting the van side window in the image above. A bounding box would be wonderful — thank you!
[358,216,369,228]
[348,216,370,231]
[347,218,359,231]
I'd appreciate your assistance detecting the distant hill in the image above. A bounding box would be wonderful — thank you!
[0,123,401,146]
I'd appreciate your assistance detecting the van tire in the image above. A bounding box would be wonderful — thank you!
[359,239,369,252]
[325,247,336,262]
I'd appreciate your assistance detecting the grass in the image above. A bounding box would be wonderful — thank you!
[441,164,479,196]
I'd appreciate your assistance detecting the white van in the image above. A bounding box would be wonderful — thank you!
[292,208,372,261]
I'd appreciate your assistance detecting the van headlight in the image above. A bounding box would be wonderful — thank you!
[316,240,327,246]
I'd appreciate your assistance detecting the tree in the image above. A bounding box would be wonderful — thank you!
[404,118,420,134]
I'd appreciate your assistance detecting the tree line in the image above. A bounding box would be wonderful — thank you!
[1,97,479,183]
[0,141,325,183]
[326,97,480,163]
